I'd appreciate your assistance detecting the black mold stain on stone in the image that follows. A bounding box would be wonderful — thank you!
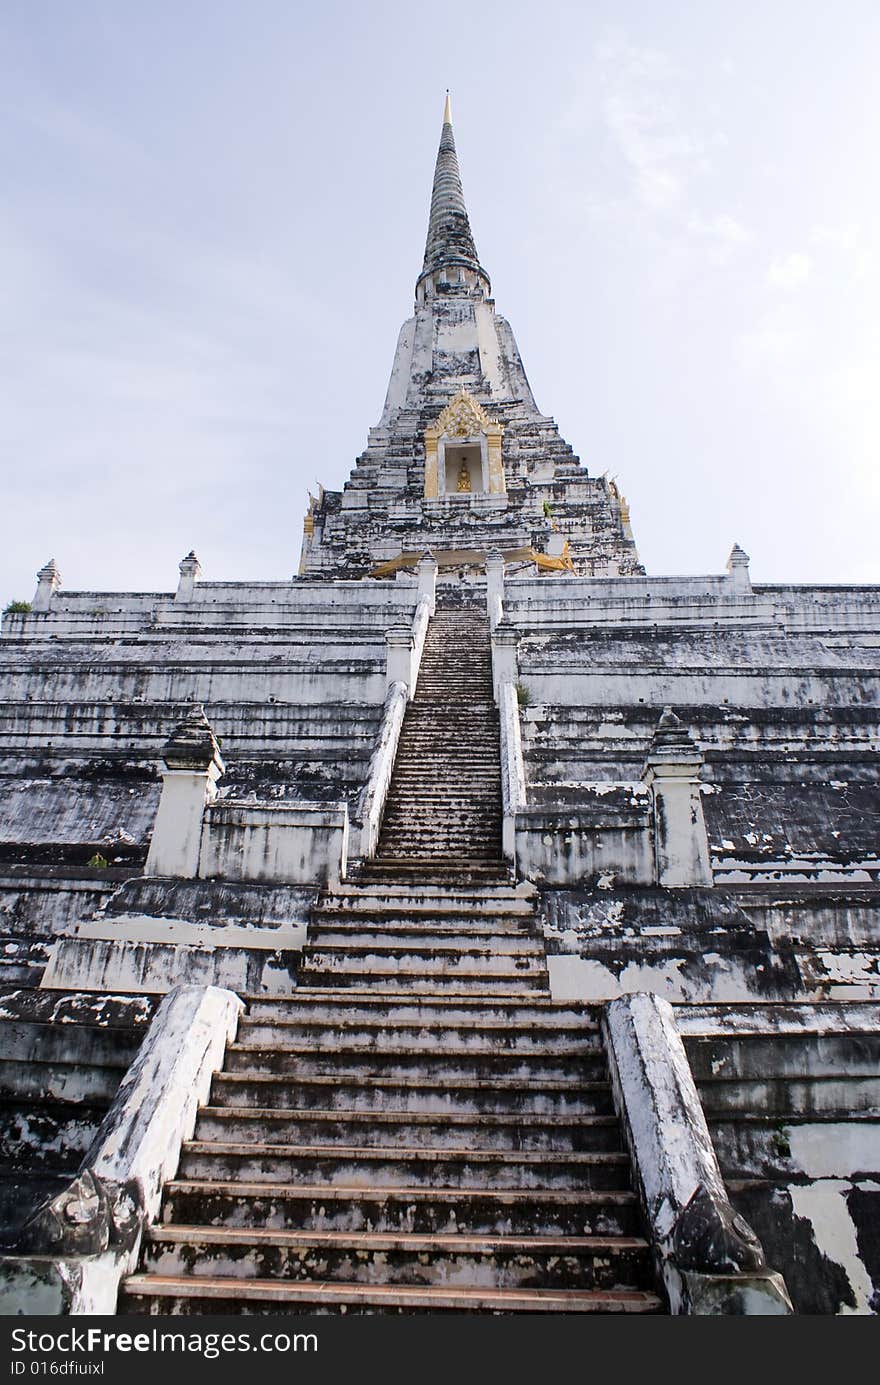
[846,1186,880,1313]
[730,1186,855,1315]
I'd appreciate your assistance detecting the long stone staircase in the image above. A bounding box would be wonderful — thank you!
[370,608,503,873]
[120,606,663,1314]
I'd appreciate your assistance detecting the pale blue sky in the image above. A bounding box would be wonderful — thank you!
[1,1,879,603]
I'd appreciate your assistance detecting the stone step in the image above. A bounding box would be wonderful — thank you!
[380,805,501,816]
[373,844,505,858]
[0,1021,142,1067]
[176,1142,632,1191]
[403,730,495,740]
[383,785,501,797]
[397,739,495,747]
[120,1274,662,1315]
[696,1074,880,1117]
[365,867,509,882]
[373,828,503,843]
[383,783,500,794]
[209,1072,613,1116]
[383,774,501,785]
[380,789,501,803]
[0,1058,126,1104]
[310,906,533,928]
[308,916,528,935]
[384,782,500,795]
[223,1045,602,1082]
[409,653,491,663]
[378,815,501,829]
[296,971,543,995]
[302,935,543,958]
[386,757,499,768]
[411,692,494,701]
[377,811,501,824]
[193,1107,621,1152]
[377,823,502,836]
[244,993,585,1025]
[159,1180,641,1236]
[401,703,496,714]
[306,925,535,948]
[407,708,494,717]
[300,941,543,967]
[236,1017,598,1051]
[319,886,533,907]
[393,726,495,736]
[685,1032,880,1081]
[416,667,492,675]
[141,1225,651,1291]
[359,861,511,879]
[379,812,501,825]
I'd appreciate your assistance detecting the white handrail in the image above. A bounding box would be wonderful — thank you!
[359,680,408,860]
[362,595,435,860]
[499,678,526,865]
[410,596,431,697]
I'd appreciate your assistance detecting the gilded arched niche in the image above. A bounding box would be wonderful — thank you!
[424,391,505,499]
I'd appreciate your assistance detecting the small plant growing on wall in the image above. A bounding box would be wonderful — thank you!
[4,600,31,614]
[515,681,532,708]
[542,499,553,519]
[87,852,109,869]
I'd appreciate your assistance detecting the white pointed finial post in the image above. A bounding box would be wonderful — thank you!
[176,550,202,602]
[726,543,751,593]
[33,559,62,612]
[443,90,452,125]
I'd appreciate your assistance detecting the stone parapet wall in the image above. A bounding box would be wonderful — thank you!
[675,1000,880,1315]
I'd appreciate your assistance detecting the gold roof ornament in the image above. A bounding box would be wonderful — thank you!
[530,541,576,575]
[426,389,502,441]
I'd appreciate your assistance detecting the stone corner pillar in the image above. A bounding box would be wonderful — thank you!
[417,550,438,615]
[32,559,62,612]
[725,543,751,593]
[385,625,414,696]
[491,621,519,703]
[642,708,712,887]
[485,548,505,631]
[176,550,202,602]
[145,707,224,878]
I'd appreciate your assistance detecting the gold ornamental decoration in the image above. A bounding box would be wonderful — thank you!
[424,390,506,499]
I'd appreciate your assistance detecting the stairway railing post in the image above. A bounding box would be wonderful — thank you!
[485,549,505,631]
[417,550,438,616]
[603,992,793,1315]
[490,621,518,704]
[385,624,414,693]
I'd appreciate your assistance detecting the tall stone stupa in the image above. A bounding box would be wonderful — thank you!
[0,98,877,1318]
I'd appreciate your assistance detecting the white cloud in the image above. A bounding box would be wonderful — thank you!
[699,213,751,245]
[594,35,713,213]
[739,307,808,368]
[767,252,812,289]
[687,212,752,264]
[809,224,860,252]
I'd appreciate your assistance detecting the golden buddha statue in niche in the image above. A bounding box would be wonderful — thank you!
[456,458,472,492]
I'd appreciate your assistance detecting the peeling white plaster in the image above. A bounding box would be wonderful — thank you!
[789,1181,876,1315]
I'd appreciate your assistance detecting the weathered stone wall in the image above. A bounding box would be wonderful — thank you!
[677,1003,880,1315]
[0,988,154,1243]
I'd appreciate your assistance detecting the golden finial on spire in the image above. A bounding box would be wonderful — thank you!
[443,90,452,125]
